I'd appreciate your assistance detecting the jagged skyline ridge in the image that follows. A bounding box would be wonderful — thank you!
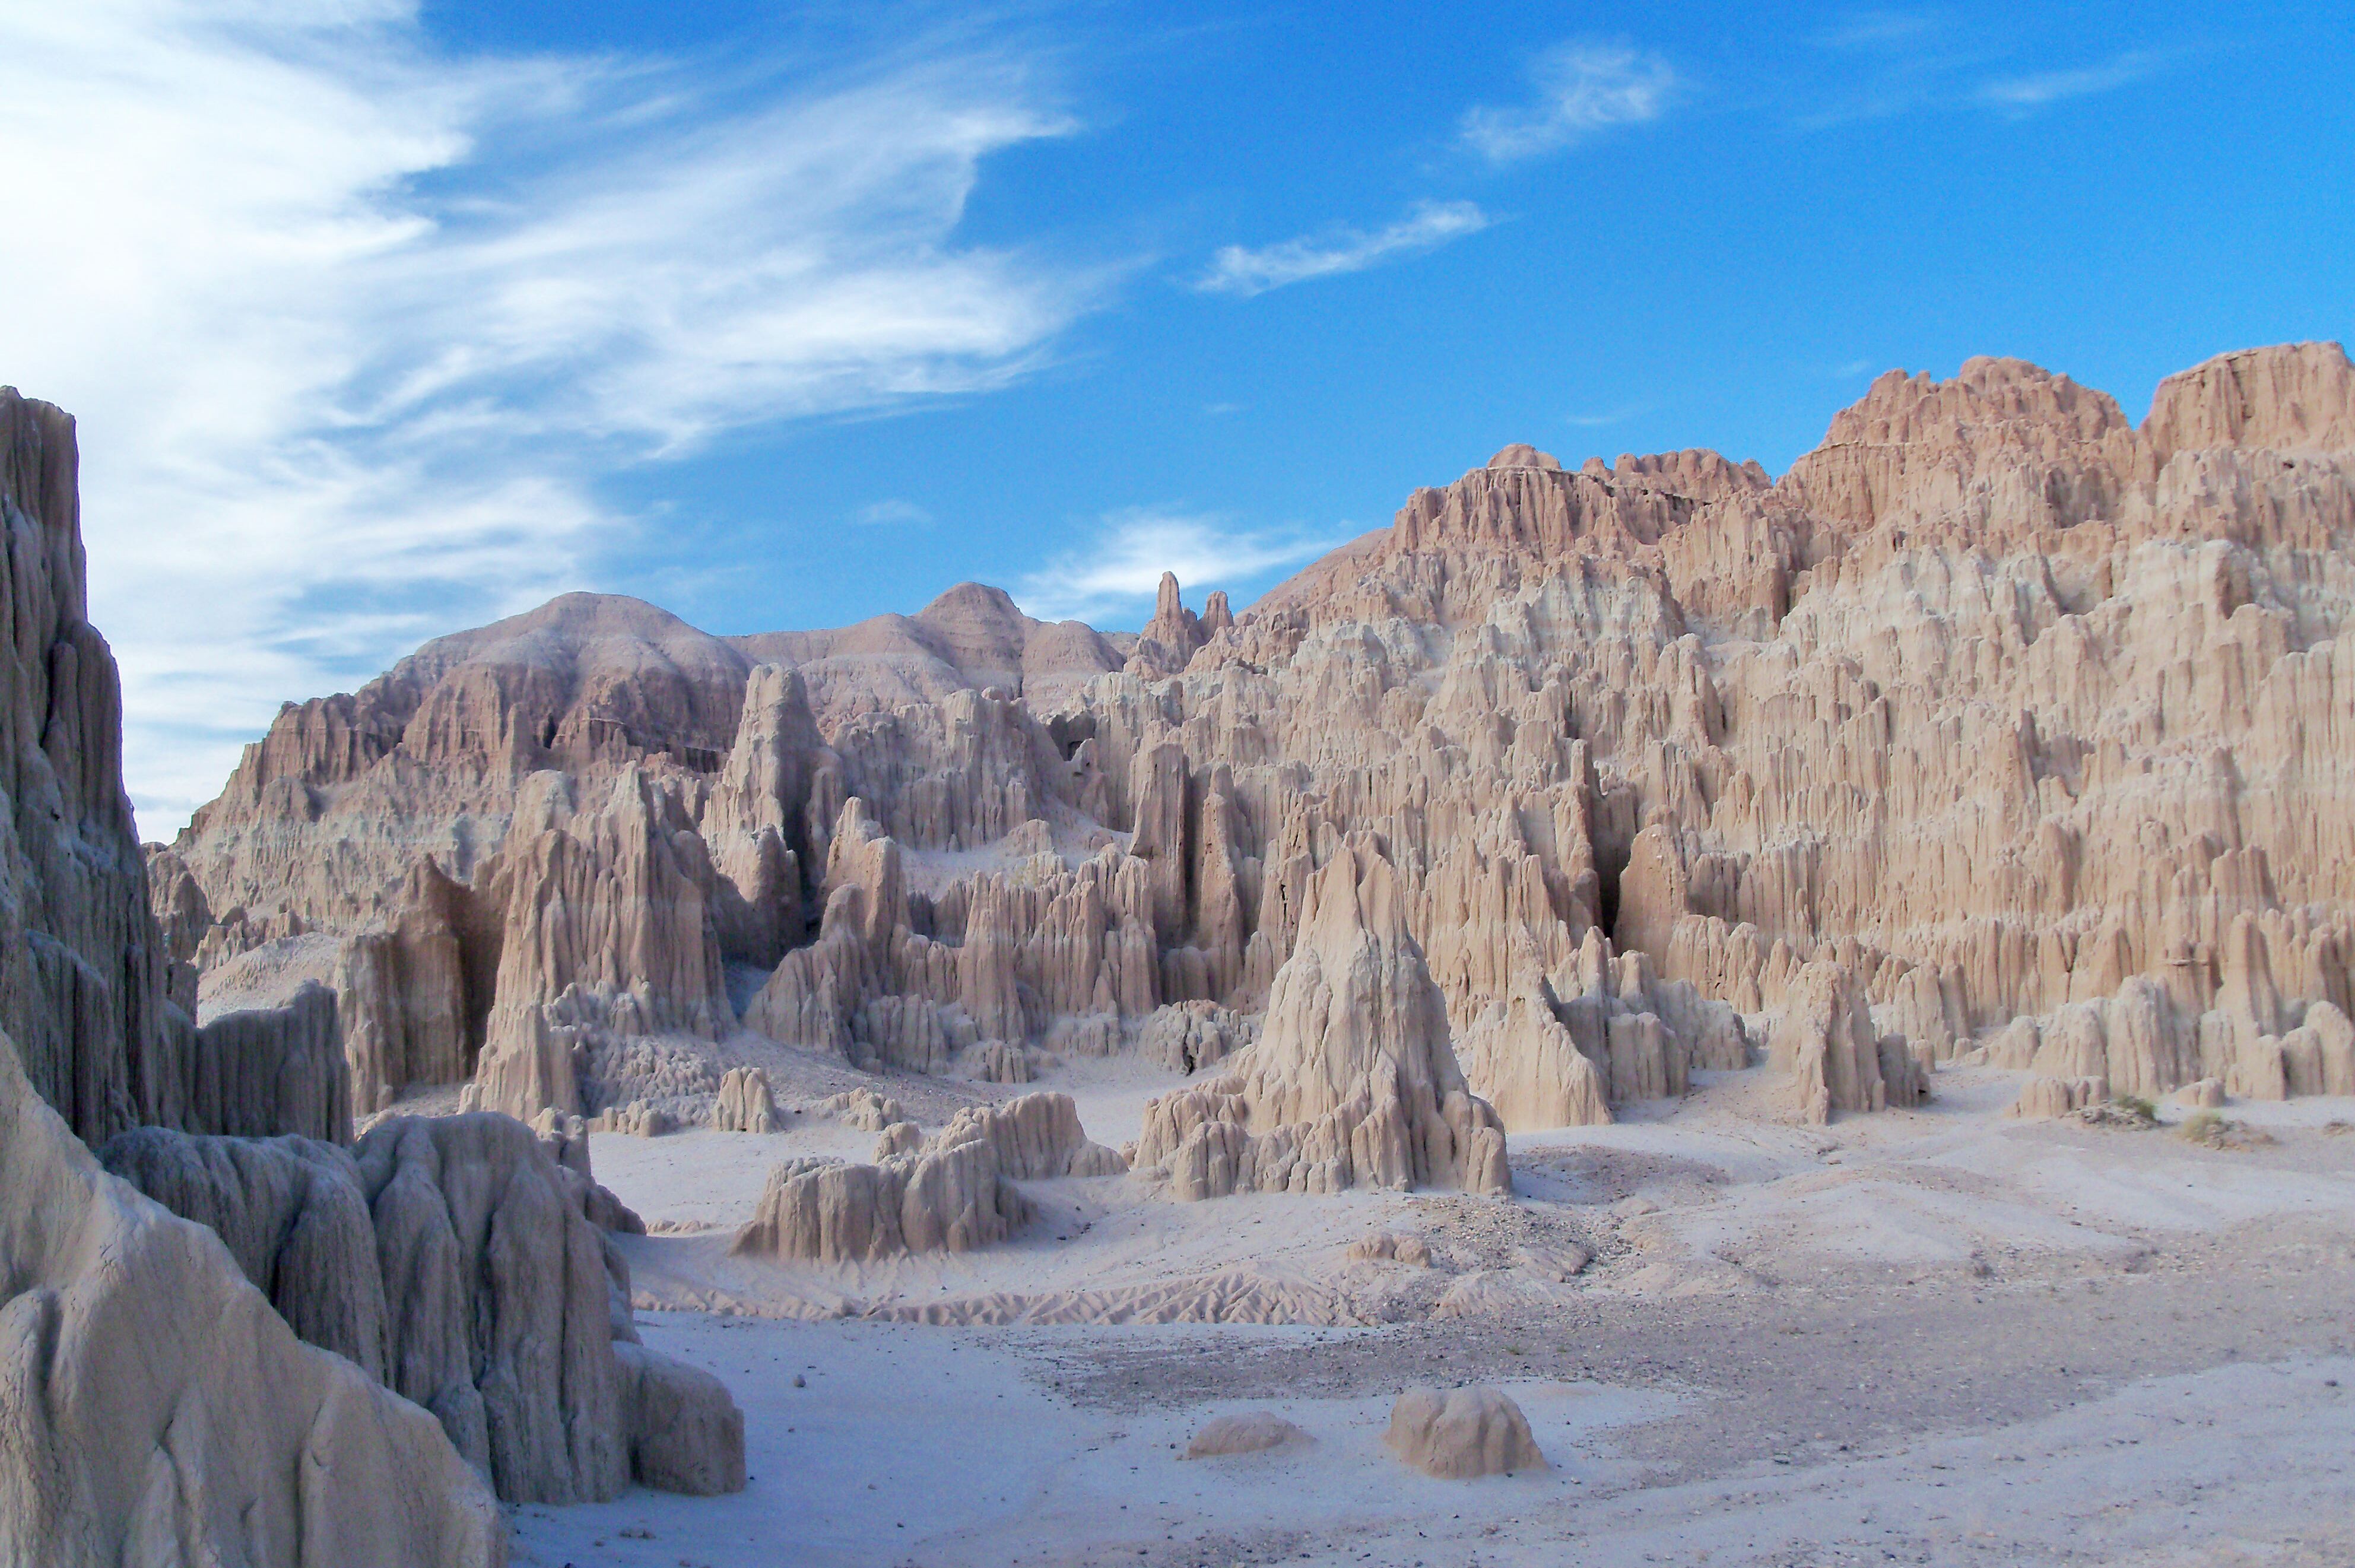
[0,1,2346,832]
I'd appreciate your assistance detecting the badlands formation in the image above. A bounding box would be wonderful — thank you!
[3,342,2353,1565]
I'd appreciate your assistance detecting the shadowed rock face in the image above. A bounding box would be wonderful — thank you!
[0,387,510,1567]
[1,389,181,1146]
[160,343,2355,1142]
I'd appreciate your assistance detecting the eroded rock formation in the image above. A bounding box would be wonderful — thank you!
[0,388,510,1564]
[1131,839,1511,1199]
[158,342,2355,1138]
[732,1090,1122,1261]
[1382,1386,1547,1478]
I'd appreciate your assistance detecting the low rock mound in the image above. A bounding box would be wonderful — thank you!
[734,1091,1122,1261]
[1383,1386,1547,1478]
[821,1087,910,1131]
[1184,1411,1312,1459]
[2006,1074,2107,1119]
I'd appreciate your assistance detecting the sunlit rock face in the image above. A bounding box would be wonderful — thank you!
[166,342,2355,1135]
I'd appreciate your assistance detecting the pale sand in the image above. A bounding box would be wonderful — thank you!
[515,1062,2355,1565]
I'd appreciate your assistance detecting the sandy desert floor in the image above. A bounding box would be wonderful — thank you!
[508,1050,2355,1567]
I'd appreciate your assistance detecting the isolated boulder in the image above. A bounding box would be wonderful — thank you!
[1184,1411,1311,1459]
[1383,1386,1547,1478]
[713,1065,781,1131]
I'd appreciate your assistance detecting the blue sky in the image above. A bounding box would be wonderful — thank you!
[0,1,2347,831]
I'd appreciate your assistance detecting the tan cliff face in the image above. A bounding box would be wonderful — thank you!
[0,387,745,1567]
[161,342,2355,1140]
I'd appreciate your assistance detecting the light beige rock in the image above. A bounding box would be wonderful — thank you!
[1183,1411,1311,1458]
[713,1064,781,1132]
[1346,1230,1433,1267]
[731,1140,1030,1262]
[934,1091,1128,1179]
[2176,1077,2227,1109]
[0,1026,507,1567]
[158,342,2355,1132]
[734,1091,1117,1261]
[0,392,520,1562]
[1382,1386,1547,1478]
[611,1341,747,1497]
[1134,837,1510,1199]
[1770,961,1925,1123]
[591,1098,674,1137]
[819,1087,910,1132]
[2006,1074,2108,1119]
[351,1112,745,1502]
[1138,1000,1249,1073]
[1456,934,1611,1131]
[97,1127,391,1380]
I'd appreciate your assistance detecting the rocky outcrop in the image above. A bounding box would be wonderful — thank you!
[1382,1386,1546,1478]
[734,1139,1029,1263]
[732,1090,1119,1262]
[1127,572,1208,677]
[1133,839,1510,1199]
[187,980,349,1143]
[97,1127,391,1378]
[933,1091,1128,1179]
[1456,934,1611,1131]
[1,389,186,1147]
[160,341,2355,1135]
[1770,961,1926,1124]
[1183,1411,1309,1458]
[99,1112,745,1506]
[475,767,735,1116]
[1,387,760,1562]
[337,859,485,1116]
[1139,999,1250,1072]
[1,1026,507,1567]
[352,1113,738,1501]
[713,1065,782,1132]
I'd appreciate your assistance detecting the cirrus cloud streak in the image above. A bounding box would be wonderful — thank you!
[0,0,1107,833]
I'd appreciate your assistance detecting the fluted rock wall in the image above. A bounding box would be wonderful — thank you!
[0,1027,506,1567]
[165,342,2355,1132]
[0,387,734,1565]
[1,389,185,1145]
[102,1113,745,1506]
[1132,839,1510,1199]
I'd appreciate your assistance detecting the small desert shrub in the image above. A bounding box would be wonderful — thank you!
[2178,1111,2276,1150]
[2072,1096,2158,1129]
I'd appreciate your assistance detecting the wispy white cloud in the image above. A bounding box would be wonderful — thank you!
[1563,402,1649,428]
[856,499,934,527]
[1014,509,1341,625]
[0,0,1106,833]
[1196,201,1490,298]
[1977,51,2164,110]
[1459,42,1674,163]
[1814,9,1944,50]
